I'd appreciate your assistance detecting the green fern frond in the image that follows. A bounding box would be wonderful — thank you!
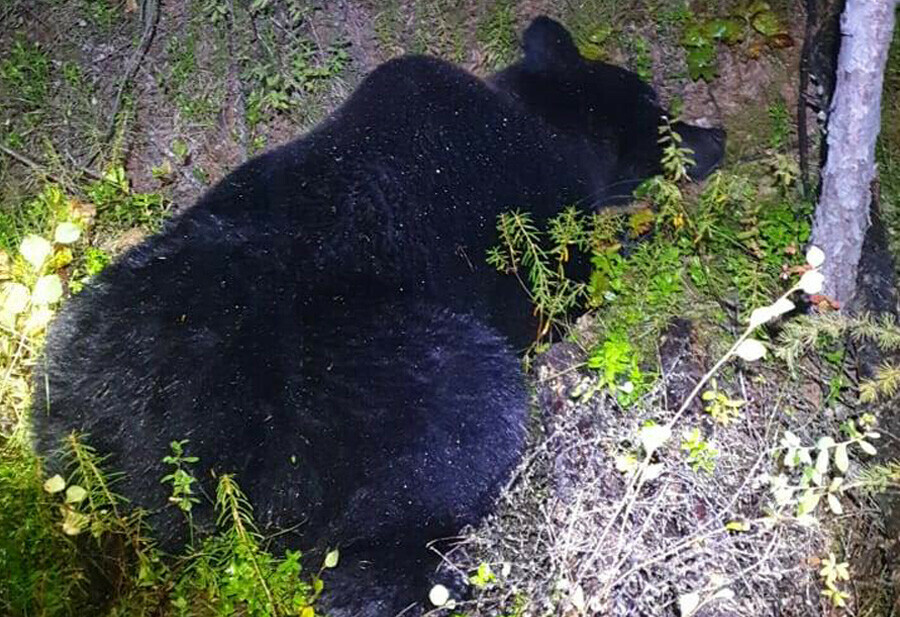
[856,460,900,494]
[215,474,276,613]
[778,313,900,402]
[548,206,587,257]
[848,312,900,350]
[859,362,900,403]
[775,312,884,370]
[491,209,588,339]
[64,432,125,521]
[215,474,260,546]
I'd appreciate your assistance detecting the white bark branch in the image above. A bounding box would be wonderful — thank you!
[810,0,898,307]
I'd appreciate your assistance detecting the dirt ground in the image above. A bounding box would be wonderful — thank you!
[1,0,803,216]
[3,1,896,616]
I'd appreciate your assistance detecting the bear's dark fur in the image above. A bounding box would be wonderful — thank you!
[32,16,724,616]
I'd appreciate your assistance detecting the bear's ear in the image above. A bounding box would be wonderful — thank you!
[522,16,581,72]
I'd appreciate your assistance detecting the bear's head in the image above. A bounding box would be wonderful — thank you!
[490,16,726,204]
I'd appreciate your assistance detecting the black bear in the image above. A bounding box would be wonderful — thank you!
[32,16,724,616]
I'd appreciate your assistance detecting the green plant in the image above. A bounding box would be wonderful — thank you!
[408,0,467,60]
[656,1,693,32]
[161,440,201,542]
[679,3,791,82]
[716,193,812,311]
[488,198,690,371]
[81,0,119,29]
[680,427,718,473]
[374,0,403,57]
[770,154,799,191]
[680,18,739,81]
[58,433,129,537]
[0,185,70,253]
[768,417,879,521]
[626,34,653,82]
[767,99,791,150]
[469,562,498,588]
[658,116,697,182]
[68,247,111,294]
[86,166,169,231]
[161,25,231,127]
[0,443,83,616]
[0,38,51,112]
[244,39,349,128]
[487,209,588,341]
[586,331,648,401]
[0,222,96,611]
[172,138,189,164]
[818,552,851,608]
[477,0,517,69]
[588,243,627,307]
[701,379,744,425]
[777,312,900,395]
[83,247,110,276]
[202,0,230,24]
[856,459,900,495]
[567,0,619,61]
[576,24,615,61]
[203,474,327,616]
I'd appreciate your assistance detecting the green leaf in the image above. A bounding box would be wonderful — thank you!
[678,592,701,617]
[704,18,744,44]
[816,436,835,449]
[65,485,87,503]
[20,234,52,271]
[827,493,843,515]
[719,19,745,45]
[858,440,877,456]
[54,222,81,244]
[681,23,710,47]
[32,274,63,305]
[429,584,450,607]
[834,443,849,473]
[745,0,771,18]
[43,474,66,494]
[797,489,820,516]
[172,139,189,163]
[639,424,671,454]
[324,548,340,569]
[1,282,30,316]
[62,509,88,536]
[815,448,829,475]
[685,46,717,82]
[725,520,750,532]
[751,11,783,37]
[735,338,767,361]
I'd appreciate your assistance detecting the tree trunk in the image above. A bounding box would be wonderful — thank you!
[810,0,898,307]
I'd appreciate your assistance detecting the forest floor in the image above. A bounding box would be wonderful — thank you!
[1,1,899,616]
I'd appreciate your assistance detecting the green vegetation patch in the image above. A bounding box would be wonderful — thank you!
[680,1,793,82]
[477,0,518,70]
[489,124,812,403]
[878,16,900,273]
[0,38,51,112]
[0,178,324,613]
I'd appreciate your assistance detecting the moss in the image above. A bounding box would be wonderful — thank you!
[0,441,85,617]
